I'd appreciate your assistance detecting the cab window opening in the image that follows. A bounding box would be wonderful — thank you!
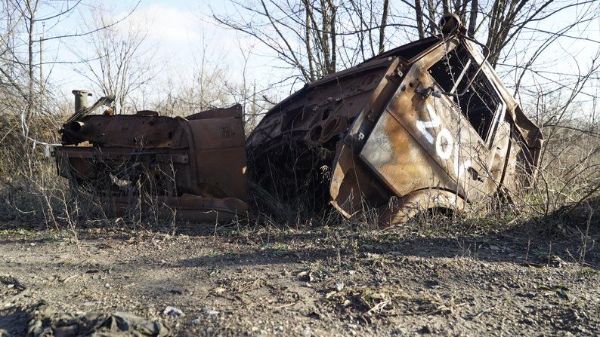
[429,45,502,143]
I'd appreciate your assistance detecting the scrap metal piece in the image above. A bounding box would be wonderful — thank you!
[66,90,114,126]
[55,96,248,222]
[247,17,542,226]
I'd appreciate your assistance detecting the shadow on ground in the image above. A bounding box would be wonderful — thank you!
[0,306,31,336]
[2,198,598,270]
[175,206,599,270]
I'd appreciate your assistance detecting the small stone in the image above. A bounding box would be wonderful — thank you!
[297,271,311,282]
[163,306,185,318]
[203,308,220,316]
[335,282,345,292]
[519,318,534,325]
[256,329,268,337]
[326,290,339,299]
[418,325,432,334]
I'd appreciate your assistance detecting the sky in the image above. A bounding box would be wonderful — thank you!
[47,0,272,99]
[37,0,600,118]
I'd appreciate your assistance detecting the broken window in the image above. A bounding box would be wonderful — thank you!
[429,45,504,143]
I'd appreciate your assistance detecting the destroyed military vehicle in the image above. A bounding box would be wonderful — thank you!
[55,15,542,226]
[56,92,249,221]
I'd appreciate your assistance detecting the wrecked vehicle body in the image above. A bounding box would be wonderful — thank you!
[55,17,542,226]
[247,17,543,226]
[55,91,248,221]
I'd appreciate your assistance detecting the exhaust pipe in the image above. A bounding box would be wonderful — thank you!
[72,90,92,116]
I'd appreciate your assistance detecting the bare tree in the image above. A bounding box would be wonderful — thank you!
[0,0,141,121]
[153,47,235,118]
[215,0,599,83]
[405,1,600,69]
[76,11,155,114]
[213,0,395,83]
[0,0,143,224]
[213,0,600,210]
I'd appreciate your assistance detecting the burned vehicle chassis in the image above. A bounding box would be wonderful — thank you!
[55,93,249,222]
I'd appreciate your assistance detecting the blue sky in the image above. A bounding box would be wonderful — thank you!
[40,0,599,116]
[45,0,275,104]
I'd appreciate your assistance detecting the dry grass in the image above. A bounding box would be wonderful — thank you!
[0,111,597,246]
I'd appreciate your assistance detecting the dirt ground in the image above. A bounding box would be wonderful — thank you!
[1,212,599,337]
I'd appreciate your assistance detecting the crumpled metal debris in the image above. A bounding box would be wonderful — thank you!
[27,311,169,337]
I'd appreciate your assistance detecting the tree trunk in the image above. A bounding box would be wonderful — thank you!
[427,0,436,34]
[329,0,336,73]
[415,0,425,38]
[378,0,389,53]
[303,0,315,81]
[27,9,35,121]
[468,0,478,37]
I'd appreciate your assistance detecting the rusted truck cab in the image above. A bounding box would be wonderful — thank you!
[247,18,542,226]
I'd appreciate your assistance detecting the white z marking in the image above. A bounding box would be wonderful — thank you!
[415,104,441,144]
[416,103,474,180]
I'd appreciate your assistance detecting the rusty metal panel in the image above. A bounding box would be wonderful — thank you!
[61,115,188,148]
[247,55,405,213]
[187,115,248,200]
[360,70,493,201]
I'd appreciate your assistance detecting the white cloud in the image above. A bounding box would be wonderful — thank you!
[119,3,203,45]
[51,0,292,102]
